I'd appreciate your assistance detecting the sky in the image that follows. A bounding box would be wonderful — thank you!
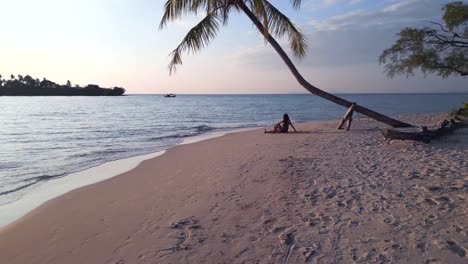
[0,0,466,94]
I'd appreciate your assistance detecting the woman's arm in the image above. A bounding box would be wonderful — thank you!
[290,121,297,132]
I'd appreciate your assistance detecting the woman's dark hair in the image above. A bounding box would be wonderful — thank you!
[283,113,290,122]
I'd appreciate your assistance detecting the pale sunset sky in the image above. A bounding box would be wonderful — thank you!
[0,0,466,94]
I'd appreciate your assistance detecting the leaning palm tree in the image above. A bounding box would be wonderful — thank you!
[159,0,411,127]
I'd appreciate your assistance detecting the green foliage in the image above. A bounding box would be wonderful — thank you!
[450,102,468,116]
[443,1,468,31]
[23,75,36,86]
[159,0,308,74]
[380,1,468,78]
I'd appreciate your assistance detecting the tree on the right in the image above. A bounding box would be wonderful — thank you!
[379,1,467,78]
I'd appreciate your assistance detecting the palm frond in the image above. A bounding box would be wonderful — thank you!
[290,0,302,10]
[168,12,221,74]
[159,0,219,29]
[160,0,192,29]
[263,0,308,59]
[249,0,270,38]
[220,2,232,25]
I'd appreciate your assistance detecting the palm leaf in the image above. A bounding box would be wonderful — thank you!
[159,0,214,29]
[290,0,302,10]
[249,0,270,38]
[168,12,222,74]
[263,0,308,59]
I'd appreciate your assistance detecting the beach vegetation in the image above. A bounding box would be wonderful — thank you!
[380,1,468,78]
[0,74,126,96]
[159,0,411,128]
[450,102,468,116]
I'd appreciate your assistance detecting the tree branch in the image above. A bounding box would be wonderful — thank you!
[425,21,450,33]
[427,64,468,76]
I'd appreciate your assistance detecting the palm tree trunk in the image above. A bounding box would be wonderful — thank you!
[239,3,412,128]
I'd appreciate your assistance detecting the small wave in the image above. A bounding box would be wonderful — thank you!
[145,134,188,142]
[91,149,130,156]
[145,124,260,143]
[24,173,68,183]
[0,162,22,170]
[194,125,216,132]
[0,173,67,196]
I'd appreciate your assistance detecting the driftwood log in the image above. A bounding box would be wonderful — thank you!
[383,118,466,143]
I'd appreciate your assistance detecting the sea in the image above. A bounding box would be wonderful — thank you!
[0,93,467,226]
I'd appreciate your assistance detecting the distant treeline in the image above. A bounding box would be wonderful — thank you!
[0,74,125,96]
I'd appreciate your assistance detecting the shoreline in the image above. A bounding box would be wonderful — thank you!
[0,127,258,229]
[0,113,466,263]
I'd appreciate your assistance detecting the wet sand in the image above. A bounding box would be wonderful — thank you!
[0,113,466,263]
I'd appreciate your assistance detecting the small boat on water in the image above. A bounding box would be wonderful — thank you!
[164,93,176,98]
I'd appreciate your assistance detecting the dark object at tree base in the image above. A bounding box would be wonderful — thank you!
[383,117,466,143]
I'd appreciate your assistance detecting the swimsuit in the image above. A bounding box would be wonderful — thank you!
[280,122,289,133]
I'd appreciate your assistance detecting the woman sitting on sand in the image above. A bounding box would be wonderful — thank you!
[265,113,297,133]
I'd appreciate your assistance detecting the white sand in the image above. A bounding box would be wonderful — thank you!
[0,113,466,263]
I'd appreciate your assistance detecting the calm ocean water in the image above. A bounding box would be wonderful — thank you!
[0,94,467,206]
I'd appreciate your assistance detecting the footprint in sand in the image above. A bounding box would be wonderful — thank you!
[272,226,287,234]
[425,259,443,264]
[417,241,428,254]
[158,216,201,258]
[383,215,400,226]
[226,193,242,203]
[278,229,296,264]
[302,245,320,263]
[348,219,360,227]
[434,239,467,258]
[446,240,467,257]
[424,197,439,206]
[449,183,464,191]
[428,186,443,192]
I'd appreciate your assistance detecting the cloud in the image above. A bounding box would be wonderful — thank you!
[383,0,420,12]
[308,0,442,31]
[227,44,279,71]
[304,0,366,10]
[324,0,340,5]
[220,0,468,93]
[233,0,446,69]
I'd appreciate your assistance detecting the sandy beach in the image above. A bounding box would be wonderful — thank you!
[0,113,466,263]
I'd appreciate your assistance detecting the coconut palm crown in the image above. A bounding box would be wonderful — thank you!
[159,0,412,128]
[160,0,306,74]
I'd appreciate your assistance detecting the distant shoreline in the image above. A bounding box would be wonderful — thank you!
[0,86,126,96]
[0,75,125,96]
